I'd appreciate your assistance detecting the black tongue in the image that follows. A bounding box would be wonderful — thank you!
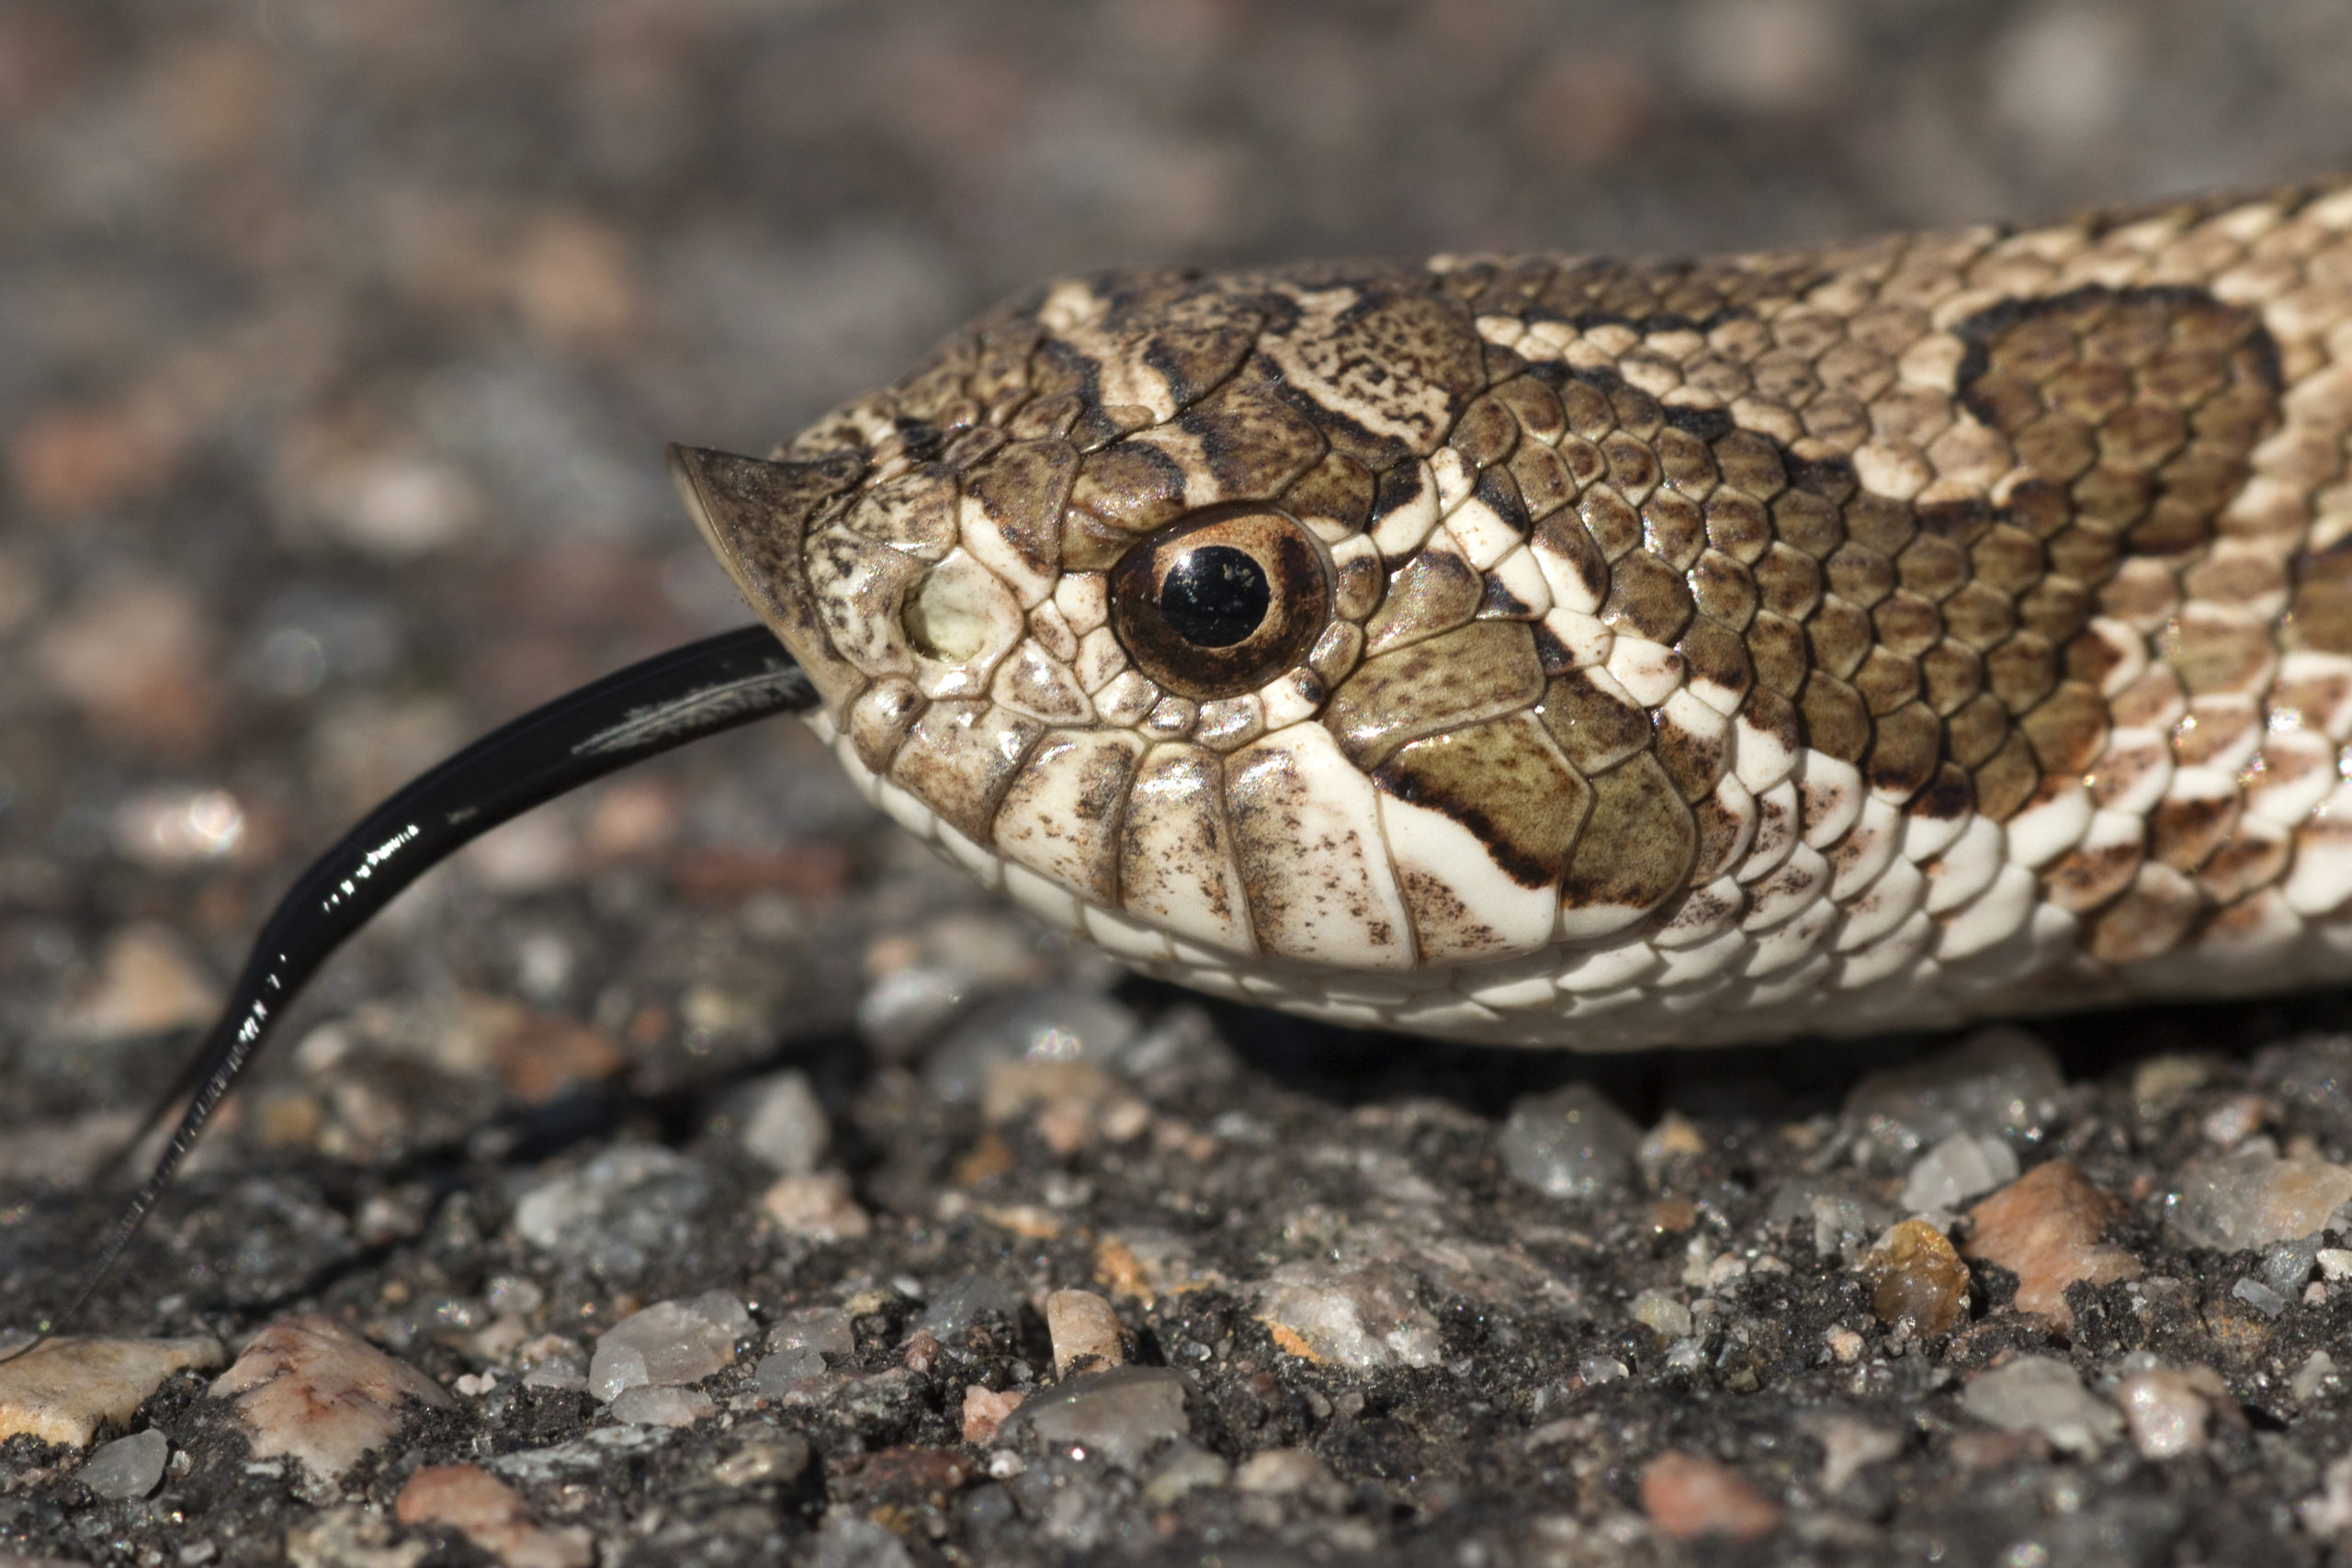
[8,623,816,1355]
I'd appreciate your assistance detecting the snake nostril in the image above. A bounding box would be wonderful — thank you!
[1159,545,1272,647]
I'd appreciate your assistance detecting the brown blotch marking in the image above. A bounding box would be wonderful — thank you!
[1965,730,2040,823]
[1651,704,1728,803]
[888,702,1047,846]
[1824,541,1896,607]
[1747,612,1812,697]
[2160,609,2275,696]
[2172,696,2257,769]
[1806,597,1875,681]
[1676,617,1754,705]
[1531,512,1610,609]
[2151,787,2241,873]
[1985,633,2060,713]
[1450,394,1520,468]
[2018,681,2109,773]
[2044,831,2144,914]
[1895,532,1970,602]
[965,438,1079,585]
[1363,545,1484,654]
[1260,274,1488,468]
[1489,374,1567,446]
[1278,451,1375,536]
[1602,431,1662,501]
[1508,440,1576,521]
[1943,693,2014,770]
[1118,743,1247,931]
[1559,752,1697,917]
[1865,702,1943,801]
[1919,640,1984,716]
[1326,620,1546,768]
[1641,490,1707,570]
[1069,442,1189,535]
[843,464,959,557]
[1871,590,1943,658]
[2195,819,2291,904]
[1473,464,1532,536]
[1752,542,1823,618]
[1689,549,1760,629]
[1372,715,1594,888]
[2018,576,2093,644]
[808,527,925,675]
[1851,645,1922,716]
[1578,485,1643,560]
[1704,489,1774,563]
[849,680,925,775]
[1600,548,1696,643]
[1798,674,1871,763]
[1908,761,1975,823]
[1952,284,2279,571]
[2087,863,2203,964]
[1653,423,1720,497]
[1538,668,1655,775]
[1741,686,1804,763]
[1175,356,1330,502]
[1007,390,1084,442]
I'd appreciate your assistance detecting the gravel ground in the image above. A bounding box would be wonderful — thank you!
[8,4,2352,1566]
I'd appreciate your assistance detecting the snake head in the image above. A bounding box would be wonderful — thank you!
[672,248,2290,1046]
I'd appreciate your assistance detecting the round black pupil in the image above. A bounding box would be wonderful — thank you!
[1159,545,1271,648]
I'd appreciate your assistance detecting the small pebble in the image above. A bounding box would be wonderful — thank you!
[1900,1132,2018,1213]
[2319,1248,2352,1281]
[1630,1290,1693,1341]
[511,1145,712,1277]
[1963,1158,2143,1330]
[1844,1027,2064,1159]
[1639,1451,1783,1541]
[731,1069,830,1175]
[962,1384,1025,1444]
[1498,1083,1643,1200]
[2166,1150,2352,1251]
[0,1336,222,1447]
[2262,1234,2325,1296]
[761,1170,873,1241]
[982,1059,1151,1154]
[2231,1277,2290,1318]
[924,987,1141,1103]
[1046,1289,1126,1376]
[210,1316,452,1483]
[712,1436,810,1486]
[609,1386,715,1427]
[78,1428,169,1500]
[1863,1219,1971,1337]
[52,925,220,1042]
[283,1506,424,1568]
[1254,1261,1443,1370]
[2293,1350,2341,1403]
[2111,1363,2230,1459]
[1962,1356,2122,1455]
[1800,1415,1901,1494]
[1233,1447,1331,1496]
[1824,1328,1866,1365]
[1142,1445,1231,1505]
[1012,1366,1188,1471]
[396,1463,593,1568]
[810,1512,915,1568]
[588,1292,751,1402]
[916,1275,1023,1340]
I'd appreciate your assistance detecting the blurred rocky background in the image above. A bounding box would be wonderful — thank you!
[6,4,2352,1567]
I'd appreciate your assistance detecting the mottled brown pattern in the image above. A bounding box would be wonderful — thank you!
[677,181,2352,1043]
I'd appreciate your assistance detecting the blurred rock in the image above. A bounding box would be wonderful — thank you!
[1498,1083,1642,1200]
[761,1170,872,1242]
[32,575,218,751]
[511,1145,712,1276]
[52,924,220,1041]
[712,1436,810,1486]
[2110,1360,2233,1459]
[1846,1029,2064,1161]
[756,1306,855,1393]
[1233,1447,1331,1496]
[610,1386,714,1427]
[1013,1366,1188,1471]
[1255,1261,1442,1370]
[983,1059,1150,1155]
[1964,1159,2143,1330]
[0,1335,222,1447]
[915,1275,1022,1341]
[588,1292,751,1403]
[924,988,1140,1104]
[1962,1357,2121,1456]
[2168,1151,2352,1251]
[1902,1132,2019,1214]
[1640,1450,1782,1541]
[210,1315,450,1482]
[111,786,248,868]
[75,1427,167,1500]
[284,1505,430,1568]
[396,1463,593,1568]
[1630,1290,1693,1341]
[731,1069,830,1174]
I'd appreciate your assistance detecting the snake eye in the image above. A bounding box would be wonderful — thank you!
[1109,510,1330,700]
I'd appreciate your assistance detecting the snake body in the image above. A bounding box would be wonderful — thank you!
[673,180,2352,1050]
